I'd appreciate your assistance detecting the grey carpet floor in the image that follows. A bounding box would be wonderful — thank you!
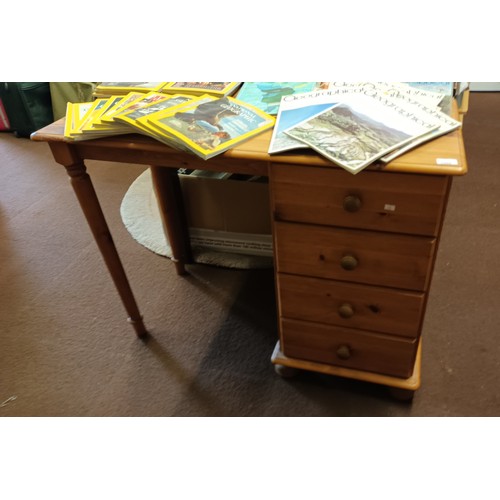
[1,91,499,416]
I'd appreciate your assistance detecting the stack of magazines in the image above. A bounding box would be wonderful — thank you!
[64,81,461,171]
[64,85,275,160]
[93,82,242,98]
[268,81,462,174]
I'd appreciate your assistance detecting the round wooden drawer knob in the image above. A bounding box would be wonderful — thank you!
[343,195,362,213]
[338,303,354,318]
[336,345,351,360]
[340,254,358,271]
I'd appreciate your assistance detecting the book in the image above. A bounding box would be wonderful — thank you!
[269,84,399,154]
[349,85,462,163]
[83,95,132,129]
[87,92,170,136]
[145,95,275,159]
[143,96,214,148]
[379,98,462,163]
[161,82,242,97]
[269,82,459,156]
[104,91,170,121]
[62,95,193,141]
[72,101,94,130]
[140,96,218,154]
[116,94,198,136]
[75,95,128,137]
[66,98,109,139]
[63,82,459,166]
[235,82,319,115]
[63,102,74,138]
[94,92,150,126]
[269,88,345,154]
[63,101,95,139]
[406,82,455,96]
[284,93,441,174]
[345,84,462,163]
[65,96,139,140]
[325,81,446,106]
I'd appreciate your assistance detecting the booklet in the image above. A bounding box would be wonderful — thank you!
[268,89,344,154]
[284,93,441,174]
[145,95,275,160]
[236,82,319,115]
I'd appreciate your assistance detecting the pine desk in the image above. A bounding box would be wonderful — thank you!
[32,105,467,399]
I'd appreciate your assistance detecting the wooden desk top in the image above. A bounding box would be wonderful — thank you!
[32,101,468,177]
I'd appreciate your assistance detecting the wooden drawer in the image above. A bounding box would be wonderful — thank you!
[281,317,418,378]
[274,222,435,291]
[278,273,425,338]
[271,164,450,236]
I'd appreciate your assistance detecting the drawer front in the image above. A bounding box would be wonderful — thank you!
[271,164,450,236]
[281,318,418,378]
[275,222,435,291]
[278,273,425,338]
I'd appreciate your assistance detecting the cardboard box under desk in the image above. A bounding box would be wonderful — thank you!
[178,171,273,257]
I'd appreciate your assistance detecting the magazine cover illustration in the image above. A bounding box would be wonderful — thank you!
[236,82,318,115]
[406,82,454,96]
[125,96,200,135]
[87,95,128,128]
[64,102,95,138]
[285,94,439,174]
[149,96,274,159]
[112,92,169,118]
[269,89,347,154]
[326,81,445,106]
[72,102,93,129]
[97,92,151,124]
[380,104,461,163]
[122,95,195,123]
[70,98,109,137]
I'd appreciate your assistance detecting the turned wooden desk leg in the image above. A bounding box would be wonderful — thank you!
[52,146,147,338]
[150,165,193,275]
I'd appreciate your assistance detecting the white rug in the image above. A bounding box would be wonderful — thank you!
[120,168,273,269]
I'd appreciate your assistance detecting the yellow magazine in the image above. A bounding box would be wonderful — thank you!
[95,82,167,96]
[95,92,146,126]
[140,95,214,146]
[138,103,211,155]
[79,98,108,126]
[73,101,95,130]
[64,101,96,139]
[162,82,242,97]
[64,102,74,139]
[69,97,133,140]
[83,95,125,130]
[67,98,109,139]
[106,92,171,123]
[146,95,275,159]
[118,94,199,136]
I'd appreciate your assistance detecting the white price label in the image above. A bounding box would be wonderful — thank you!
[436,158,459,166]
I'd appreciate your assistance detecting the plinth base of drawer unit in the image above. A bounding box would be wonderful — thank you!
[271,339,421,394]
